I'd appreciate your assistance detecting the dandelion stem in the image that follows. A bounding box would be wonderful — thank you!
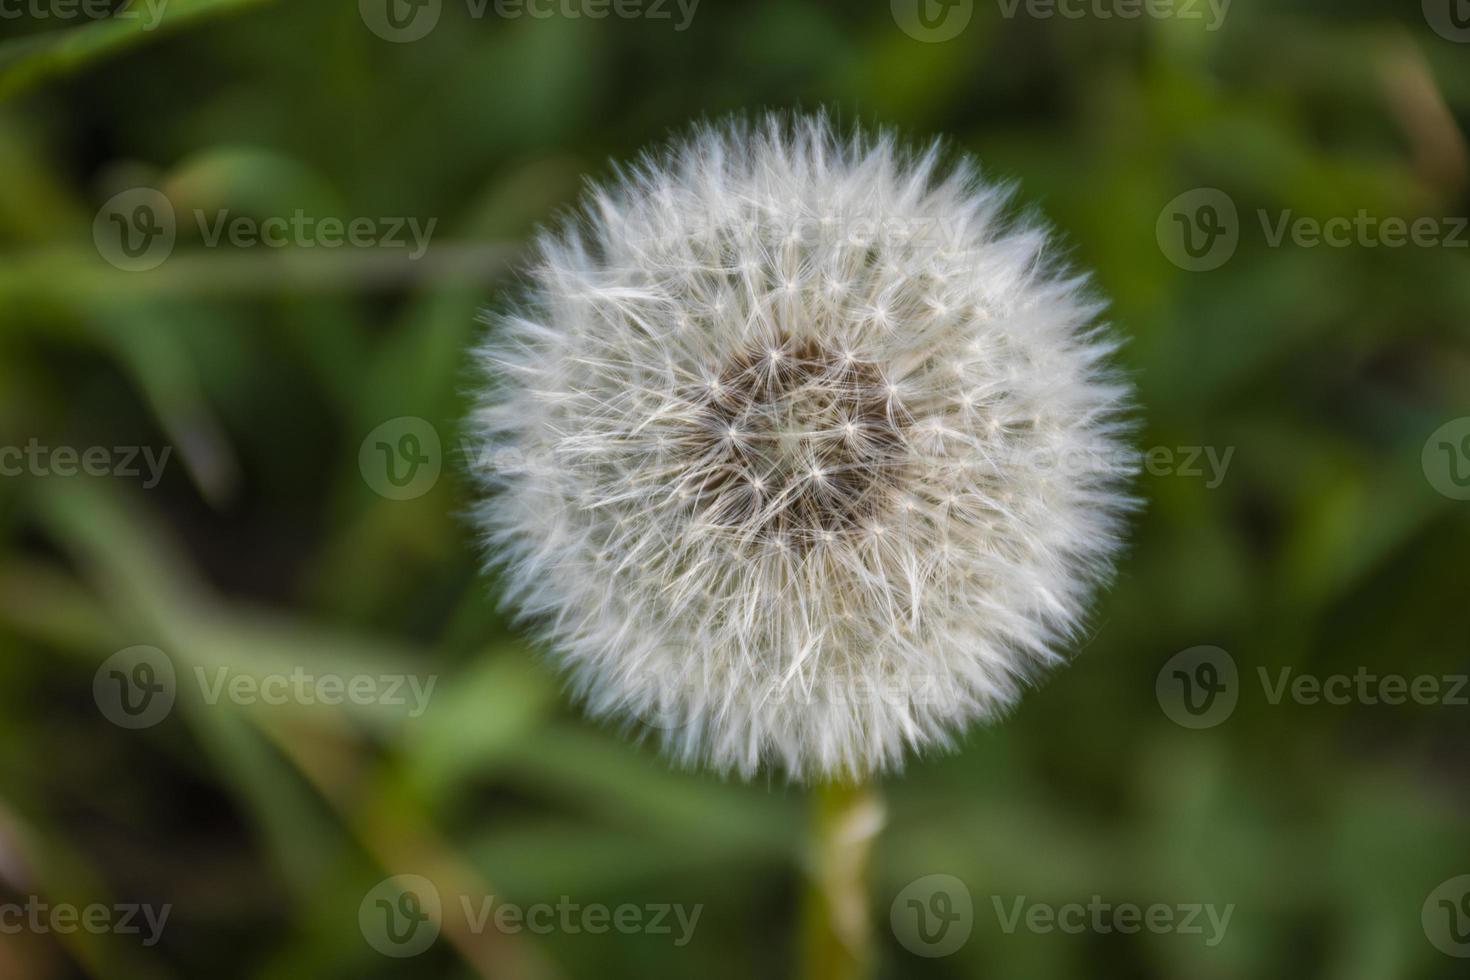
[800,779,886,980]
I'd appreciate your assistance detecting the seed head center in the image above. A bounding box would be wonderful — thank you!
[682,337,910,543]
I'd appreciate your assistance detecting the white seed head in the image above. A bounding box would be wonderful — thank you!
[470,113,1134,781]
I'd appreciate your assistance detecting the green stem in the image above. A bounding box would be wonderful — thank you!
[800,779,885,980]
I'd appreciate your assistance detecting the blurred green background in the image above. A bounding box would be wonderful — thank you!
[1,0,1468,977]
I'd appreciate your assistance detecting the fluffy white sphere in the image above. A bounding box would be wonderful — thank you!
[470,113,1134,781]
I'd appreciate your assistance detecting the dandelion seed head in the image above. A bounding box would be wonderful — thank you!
[470,112,1134,780]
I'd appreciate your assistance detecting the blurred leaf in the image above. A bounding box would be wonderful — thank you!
[0,0,275,101]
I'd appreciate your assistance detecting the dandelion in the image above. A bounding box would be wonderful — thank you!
[469,112,1133,783]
